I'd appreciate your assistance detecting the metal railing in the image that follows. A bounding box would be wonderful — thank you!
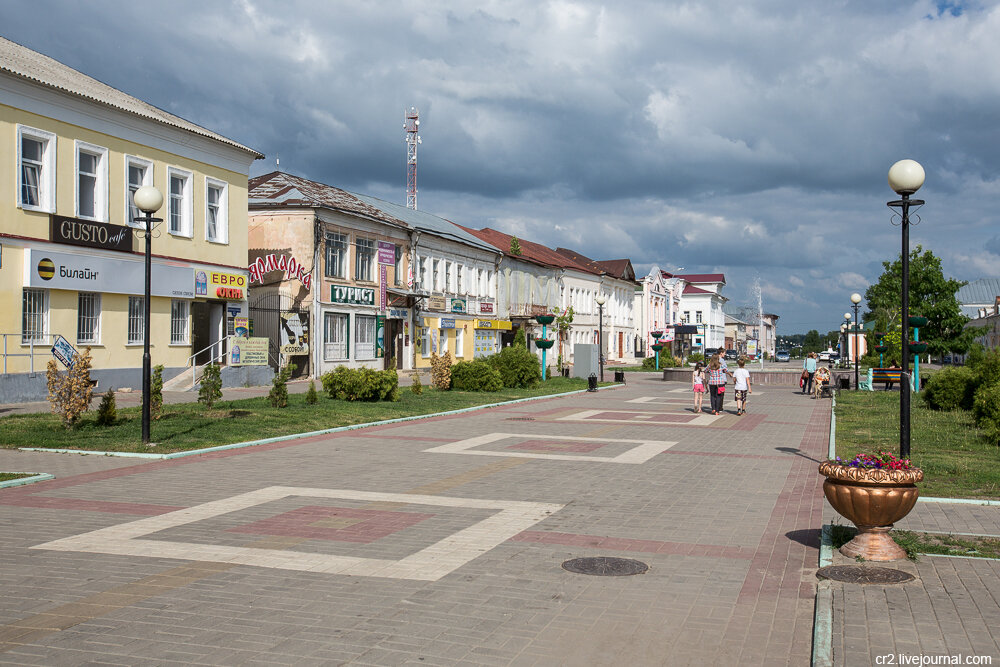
[185,335,238,388]
[1,332,63,376]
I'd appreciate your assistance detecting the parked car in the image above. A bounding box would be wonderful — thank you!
[725,349,738,360]
[818,351,831,361]
[775,350,791,362]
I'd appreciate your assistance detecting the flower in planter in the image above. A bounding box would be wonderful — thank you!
[833,450,914,471]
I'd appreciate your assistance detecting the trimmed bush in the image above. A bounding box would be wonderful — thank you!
[150,365,164,420]
[687,353,704,364]
[451,360,503,392]
[268,363,295,408]
[486,345,541,389]
[922,366,976,412]
[198,363,223,409]
[430,352,453,390]
[410,372,423,395]
[972,381,1000,444]
[642,350,681,370]
[321,366,399,402]
[305,380,318,404]
[96,388,117,426]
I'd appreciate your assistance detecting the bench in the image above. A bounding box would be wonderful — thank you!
[859,368,905,391]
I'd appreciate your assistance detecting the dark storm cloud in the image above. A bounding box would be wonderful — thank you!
[4,0,999,331]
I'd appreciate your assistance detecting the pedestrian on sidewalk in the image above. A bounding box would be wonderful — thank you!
[691,362,705,413]
[732,357,752,415]
[707,357,727,415]
[802,352,817,394]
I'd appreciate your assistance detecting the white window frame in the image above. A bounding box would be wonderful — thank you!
[355,314,377,360]
[205,177,229,243]
[432,260,440,292]
[421,327,430,358]
[75,141,108,222]
[355,237,375,282]
[323,312,349,361]
[439,328,449,356]
[167,167,193,237]
[125,155,154,228]
[444,262,452,293]
[170,300,190,345]
[127,296,145,345]
[455,328,464,357]
[394,245,403,287]
[325,232,349,279]
[77,292,101,345]
[21,288,48,344]
[17,125,57,213]
[456,265,464,295]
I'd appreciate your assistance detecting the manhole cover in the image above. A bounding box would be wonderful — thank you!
[816,565,915,584]
[562,557,648,576]
[506,417,535,421]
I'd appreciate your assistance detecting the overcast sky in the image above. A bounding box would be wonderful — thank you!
[5,0,999,333]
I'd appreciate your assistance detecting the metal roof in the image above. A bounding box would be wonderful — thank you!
[0,36,263,159]
[957,278,1000,305]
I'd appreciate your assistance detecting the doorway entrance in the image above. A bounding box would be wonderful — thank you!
[385,319,403,369]
[191,301,225,365]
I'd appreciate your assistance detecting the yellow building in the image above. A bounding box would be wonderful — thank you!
[0,37,262,401]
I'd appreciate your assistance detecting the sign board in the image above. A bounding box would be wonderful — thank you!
[440,318,456,329]
[474,319,512,330]
[248,253,311,290]
[478,300,494,315]
[279,311,310,355]
[229,337,269,366]
[331,285,375,306]
[747,339,759,357]
[388,308,408,320]
[25,248,194,298]
[50,335,78,368]
[196,270,247,301]
[377,241,395,266]
[234,317,249,338]
[660,328,675,342]
[450,298,467,314]
[376,315,386,358]
[50,215,132,252]
[379,265,387,311]
[427,296,447,311]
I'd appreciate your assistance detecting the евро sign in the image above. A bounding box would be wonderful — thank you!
[331,285,375,306]
[50,215,132,252]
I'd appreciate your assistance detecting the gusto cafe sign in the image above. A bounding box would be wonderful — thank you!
[248,253,311,291]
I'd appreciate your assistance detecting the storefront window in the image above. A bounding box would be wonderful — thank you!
[324,312,349,360]
[355,315,376,359]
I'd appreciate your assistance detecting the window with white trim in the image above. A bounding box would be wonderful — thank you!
[324,312,349,360]
[126,156,153,227]
[325,232,348,278]
[127,296,144,344]
[18,126,56,212]
[439,328,449,355]
[445,262,452,293]
[170,300,189,344]
[21,288,47,344]
[205,178,228,243]
[76,142,108,221]
[394,245,402,286]
[355,315,376,359]
[355,237,374,281]
[77,292,101,344]
[455,328,464,357]
[167,168,193,236]
[696,310,703,324]
[456,265,464,294]
[421,327,430,358]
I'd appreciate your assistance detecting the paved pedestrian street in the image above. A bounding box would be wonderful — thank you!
[1,374,831,665]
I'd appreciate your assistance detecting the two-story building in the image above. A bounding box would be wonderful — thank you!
[634,266,670,358]
[675,273,727,355]
[1,37,262,402]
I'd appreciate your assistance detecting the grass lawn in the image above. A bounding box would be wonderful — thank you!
[0,377,596,455]
[834,390,1000,499]
[0,472,35,482]
[830,523,1000,561]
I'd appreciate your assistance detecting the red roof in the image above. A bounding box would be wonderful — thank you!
[682,285,714,295]
[675,273,726,284]
[458,227,600,274]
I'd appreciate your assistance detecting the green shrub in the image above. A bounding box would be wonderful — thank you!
[268,363,295,408]
[922,366,977,412]
[150,365,164,420]
[968,348,1000,391]
[451,360,503,391]
[321,366,399,401]
[642,350,680,369]
[514,327,527,348]
[198,363,223,409]
[96,388,117,426]
[305,379,318,404]
[687,353,704,364]
[410,372,423,395]
[486,345,541,389]
[972,381,1000,444]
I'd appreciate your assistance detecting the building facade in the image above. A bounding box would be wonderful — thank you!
[1,37,261,402]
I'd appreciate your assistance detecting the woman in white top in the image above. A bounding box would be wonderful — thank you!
[732,357,752,416]
[691,362,705,413]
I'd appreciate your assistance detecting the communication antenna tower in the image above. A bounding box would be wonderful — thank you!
[405,107,421,209]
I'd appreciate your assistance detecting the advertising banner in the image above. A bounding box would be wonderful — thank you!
[50,215,132,252]
[450,298,467,314]
[196,270,247,301]
[747,339,759,357]
[376,315,386,358]
[229,337,269,366]
[279,311,310,355]
[51,335,78,368]
[379,265,387,311]
[439,318,456,329]
[427,296,446,311]
[234,317,249,338]
[25,248,194,298]
[331,285,375,306]
[478,300,494,314]
[473,319,512,330]
[377,241,395,266]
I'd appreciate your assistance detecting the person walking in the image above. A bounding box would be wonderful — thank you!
[707,357,727,415]
[802,352,818,395]
[732,357,752,415]
[691,362,705,413]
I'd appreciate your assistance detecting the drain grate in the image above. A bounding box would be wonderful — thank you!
[816,565,915,585]
[562,557,648,576]
[506,417,536,421]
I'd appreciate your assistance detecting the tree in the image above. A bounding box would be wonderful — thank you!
[509,236,522,256]
[46,348,94,428]
[863,246,973,356]
[802,330,822,353]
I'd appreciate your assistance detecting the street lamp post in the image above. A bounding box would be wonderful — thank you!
[843,312,851,370]
[595,293,607,382]
[887,159,925,459]
[840,323,848,370]
[133,186,164,446]
[850,293,862,389]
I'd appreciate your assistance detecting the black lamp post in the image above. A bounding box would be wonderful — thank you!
[850,293,862,389]
[595,293,607,382]
[840,323,848,369]
[133,186,164,445]
[887,159,925,459]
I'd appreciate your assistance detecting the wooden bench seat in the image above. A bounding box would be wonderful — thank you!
[859,368,904,391]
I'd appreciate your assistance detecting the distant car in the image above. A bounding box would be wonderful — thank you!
[725,349,738,360]
[818,351,832,361]
[775,350,791,362]
[942,355,953,364]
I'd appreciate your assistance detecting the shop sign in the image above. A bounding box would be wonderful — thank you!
[24,248,193,298]
[474,319,512,330]
[379,265,387,311]
[248,253,312,290]
[234,317,249,338]
[50,215,132,252]
[196,270,247,301]
[427,296,447,311]
[376,315,386,358]
[377,241,395,266]
[478,300,494,314]
[50,335,78,368]
[388,309,408,319]
[450,298,467,313]
[229,337,269,366]
[440,318,456,329]
[331,285,375,305]
[280,311,310,355]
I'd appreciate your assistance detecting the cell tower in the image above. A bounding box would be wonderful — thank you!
[405,107,421,209]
